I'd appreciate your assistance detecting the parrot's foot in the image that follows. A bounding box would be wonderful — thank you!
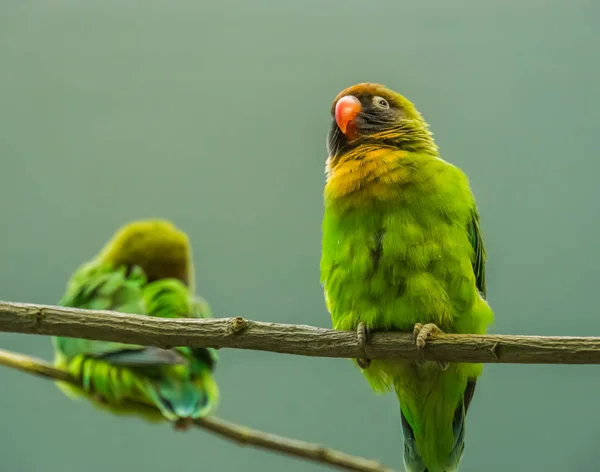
[356,322,371,369]
[413,323,449,371]
[92,393,108,405]
[173,418,193,432]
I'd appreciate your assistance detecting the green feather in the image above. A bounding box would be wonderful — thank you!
[52,220,219,423]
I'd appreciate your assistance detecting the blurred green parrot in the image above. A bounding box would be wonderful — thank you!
[320,83,493,471]
[53,219,219,429]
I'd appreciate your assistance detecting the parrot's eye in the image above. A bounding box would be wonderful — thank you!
[373,96,389,109]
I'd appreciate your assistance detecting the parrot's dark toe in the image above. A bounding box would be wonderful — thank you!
[173,418,193,432]
[356,322,371,369]
[93,393,107,405]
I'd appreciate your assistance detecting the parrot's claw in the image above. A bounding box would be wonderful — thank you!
[413,323,449,371]
[356,322,371,369]
[174,418,193,432]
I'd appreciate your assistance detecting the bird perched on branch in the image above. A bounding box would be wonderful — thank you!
[320,83,493,471]
[52,219,219,429]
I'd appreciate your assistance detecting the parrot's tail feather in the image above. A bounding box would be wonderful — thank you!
[151,368,219,421]
[398,377,477,472]
[154,380,208,420]
[401,408,427,472]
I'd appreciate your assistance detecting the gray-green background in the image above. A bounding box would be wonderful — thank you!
[1,1,599,471]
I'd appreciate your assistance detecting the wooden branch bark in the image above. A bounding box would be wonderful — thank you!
[0,348,394,472]
[1,300,600,364]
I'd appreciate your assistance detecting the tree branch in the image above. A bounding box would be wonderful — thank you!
[2,300,600,364]
[192,417,392,471]
[0,348,394,472]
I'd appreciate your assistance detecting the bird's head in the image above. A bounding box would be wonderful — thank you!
[97,219,194,287]
[326,83,438,159]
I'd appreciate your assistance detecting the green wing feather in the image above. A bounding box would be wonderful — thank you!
[54,264,155,359]
[468,206,487,299]
[53,262,219,422]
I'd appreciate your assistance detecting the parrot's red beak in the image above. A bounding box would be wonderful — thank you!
[335,95,361,137]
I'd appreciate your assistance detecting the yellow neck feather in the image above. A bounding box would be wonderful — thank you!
[324,147,410,203]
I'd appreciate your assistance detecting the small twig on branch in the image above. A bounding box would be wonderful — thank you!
[0,348,394,472]
[2,300,600,364]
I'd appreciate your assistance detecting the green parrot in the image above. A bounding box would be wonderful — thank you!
[320,83,493,471]
[52,219,219,429]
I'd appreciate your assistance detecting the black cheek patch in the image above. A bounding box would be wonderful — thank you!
[327,122,347,157]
